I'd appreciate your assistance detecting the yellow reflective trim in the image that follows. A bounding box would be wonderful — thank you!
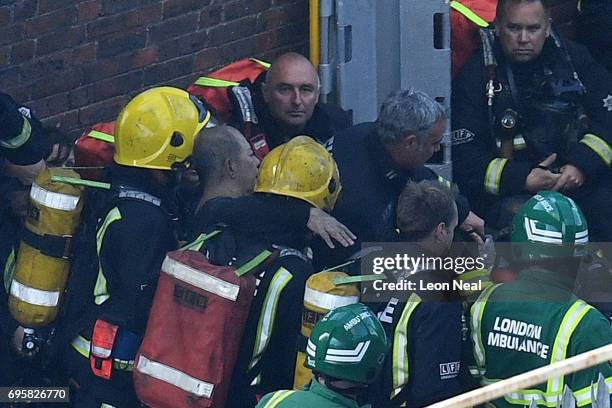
[179,230,221,251]
[0,114,31,149]
[4,248,16,293]
[573,377,612,407]
[194,76,239,88]
[450,1,490,28]
[249,57,271,69]
[470,283,502,372]
[262,390,297,408]
[546,301,592,395]
[391,293,422,399]
[93,207,122,305]
[88,130,115,143]
[249,267,293,371]
[581,134,612,166]
[484,158,508,195]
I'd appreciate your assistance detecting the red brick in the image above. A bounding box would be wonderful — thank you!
[0,67,21,89]
[27,93,70,117]
[30,69,83,99]
[99,0,140,16]
[93,71,143,101]
[38,0,77,14]
[0,6,10,25]
[69,42,97,65]
[41,109,79,135]
[143,54,195,86]
[200,5,223,29]
[24,8,78,38]
[14,0,37,22]
[0,24,24,47]
[97,29,146,58]
[10,40,35,64]
[137,2,162,26]
[208,16,257,47]
[69,85,94,109]
[87,9,141,38]
[194,47,221,71]
[36,26,86,57]
[78,96,127,128]
[4,86,31,103]
[78,0,101,22]
[20,55,65,83]
[131,47,159,68]
[221,36,258,62]
[224,1,245,22]
[0,46,9,67]
[163,72,201,89]
[148,12,199,43]
[157,31,208,60]
[163,0,209,20]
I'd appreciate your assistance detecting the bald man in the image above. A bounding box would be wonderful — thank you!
[231,52,351,151]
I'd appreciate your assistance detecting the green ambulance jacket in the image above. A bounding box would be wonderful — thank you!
[470,267,612,407]
[256,379,370,408]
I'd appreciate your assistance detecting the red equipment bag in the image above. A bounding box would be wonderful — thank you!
[187,58,270,123]
[73,122,115,180]
[133,249,257,408]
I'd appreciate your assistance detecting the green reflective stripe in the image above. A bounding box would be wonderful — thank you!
[471,283,502,371]
[194,77,239,87]
[333,274,386,285]
[547,300,592,395]
[51,176,111,190]
[504,388,561,406]
[262,390,296,408]
[4,248,16,293]
[484,158,508,195]
[101,404,117,408]
[581,134,612,166]
[179,230,221,251]
[573,377,612,407]
[250,57,271,69]
[235,250,272,276]
[249,267,293,371]
[88,130,115,143]
[94,207,122,305]
[0,115,31,149]
[450,1,490,28]
[391,293,422,399]
[437,176,452,188]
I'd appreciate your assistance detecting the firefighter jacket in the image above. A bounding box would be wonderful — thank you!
[470,267,612,407]
[195,193,314,407]
[246,73,352,149]
[257,378,370,408]
[452,34,612,216]
[315,122,470,270]
[368,244,468,408]
[62,166,178,357]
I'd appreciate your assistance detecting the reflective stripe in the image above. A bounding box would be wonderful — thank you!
[326,340,371,363]
[484,158,508,195]
[161,255,240,301]
[235,250,274,276]
[100,404,117,408]
[4,248,16,293]
[391,293,422,399]
[10,280,60,307]
[179,230,221,251]
[263,390,297,408]
[450,1,490,27]
[93,207,122,305]
[250,57,271,69]
[136,355,214,398]
[0,114,31,148]
[30,183,80,211]
[573,377,612,407]
[495,136,526,149]
[70,335,135,370]
[547,301,592,395]
[249,267,293,370]
[303,286,359,310]
[88,130,115,143]
[194,77,239,87]
[470,283,502,371]
[437,176,452,188]
[581,134,612,166]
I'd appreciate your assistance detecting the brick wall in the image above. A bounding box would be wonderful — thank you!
[0,0,308,139]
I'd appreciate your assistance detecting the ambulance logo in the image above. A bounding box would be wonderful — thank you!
[603,95,612,112]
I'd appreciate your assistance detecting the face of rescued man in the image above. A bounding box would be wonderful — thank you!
[495,0,551,63]
[233,131,261,193]
[263,56,320,131]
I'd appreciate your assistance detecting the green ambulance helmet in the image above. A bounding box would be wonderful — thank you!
[305,303,388,384]
[511,191,589,261]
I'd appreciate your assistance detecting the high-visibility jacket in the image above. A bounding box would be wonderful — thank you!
[257,379,368,408]
[470,267,612,407]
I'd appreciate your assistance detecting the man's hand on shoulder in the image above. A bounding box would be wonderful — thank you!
[308,208,356,249]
